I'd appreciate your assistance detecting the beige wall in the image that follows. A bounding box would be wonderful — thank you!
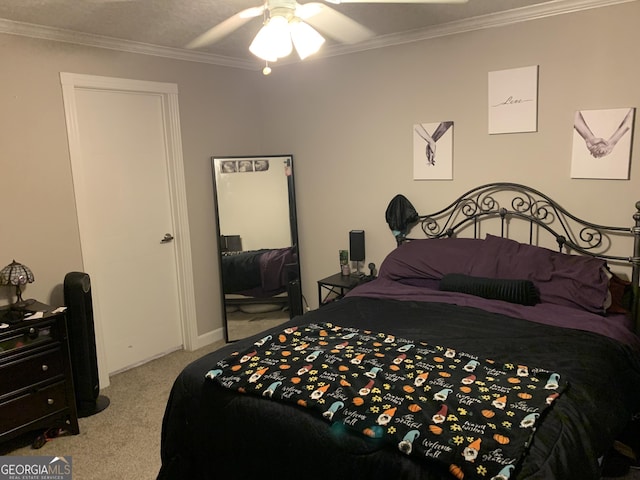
[1,1,638,336]
[258,2,640,307]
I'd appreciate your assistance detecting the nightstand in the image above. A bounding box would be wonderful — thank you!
[0,303,79,447]
[317,273,374,306]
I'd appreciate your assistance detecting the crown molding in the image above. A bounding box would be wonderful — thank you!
[0,0,635,70]
[0,18,255,69]
[321,0,637,59]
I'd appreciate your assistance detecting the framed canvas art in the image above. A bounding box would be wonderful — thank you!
[413,121,454,180]
[488,65,539,134]
[571,107,635,179]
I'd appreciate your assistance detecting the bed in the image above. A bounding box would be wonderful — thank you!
[158,183,640,480]
[221,246,297,311]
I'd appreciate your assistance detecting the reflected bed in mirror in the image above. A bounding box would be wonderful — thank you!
[212,155,302,342]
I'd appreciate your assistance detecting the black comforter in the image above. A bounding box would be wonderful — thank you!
[158,297,640,480]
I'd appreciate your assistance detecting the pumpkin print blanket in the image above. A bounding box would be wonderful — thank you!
[206,322,566,479]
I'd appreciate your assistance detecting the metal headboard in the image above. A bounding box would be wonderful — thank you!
[398,182,640,332]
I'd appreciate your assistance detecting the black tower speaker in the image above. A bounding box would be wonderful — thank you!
[349,230,365,262]
[63,272,110,418]
[287,280,304,317]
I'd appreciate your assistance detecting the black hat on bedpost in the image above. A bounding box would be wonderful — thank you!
[385,194,419,245]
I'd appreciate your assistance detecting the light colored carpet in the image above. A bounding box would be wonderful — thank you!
[2,336,638,480]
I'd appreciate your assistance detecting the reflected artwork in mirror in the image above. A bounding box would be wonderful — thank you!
[212,155,302,342]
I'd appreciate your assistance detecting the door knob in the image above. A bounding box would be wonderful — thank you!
[161,233,175,243]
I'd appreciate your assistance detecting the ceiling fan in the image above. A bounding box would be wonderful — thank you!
[186,0,468,69]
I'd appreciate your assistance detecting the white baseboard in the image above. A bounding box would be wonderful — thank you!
[190,327,225,351]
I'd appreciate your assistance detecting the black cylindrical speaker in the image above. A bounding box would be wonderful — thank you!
[64,272,110,418]
[287,280,304,318]
[349,230,365,262]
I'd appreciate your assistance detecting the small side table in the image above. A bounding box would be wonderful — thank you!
[317,273,374,306]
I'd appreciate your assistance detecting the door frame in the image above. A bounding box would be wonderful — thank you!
[60,73,197,387]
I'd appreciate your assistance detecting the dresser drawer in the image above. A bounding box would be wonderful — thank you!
[0,322,55,358]
[0,308,79,443]
[0,381,68,434]
[0,347,64,396]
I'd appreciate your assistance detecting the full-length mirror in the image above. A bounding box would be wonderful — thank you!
[212,155,302,342]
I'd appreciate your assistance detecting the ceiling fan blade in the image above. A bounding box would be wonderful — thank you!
[326,0,468,3]
[186,6,264,49]
[302,3,374,44]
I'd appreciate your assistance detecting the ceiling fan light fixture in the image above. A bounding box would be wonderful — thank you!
[249,15,293,61]
[295,3,323,19]
[290,19,325,60]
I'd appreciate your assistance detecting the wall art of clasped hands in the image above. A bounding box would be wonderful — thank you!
[574,108,634,158]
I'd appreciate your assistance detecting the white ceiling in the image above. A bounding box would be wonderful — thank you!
[0,0,632,69]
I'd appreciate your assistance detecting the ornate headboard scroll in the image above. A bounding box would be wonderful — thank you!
[398,182,640,332]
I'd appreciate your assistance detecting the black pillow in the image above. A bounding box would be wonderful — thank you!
[439,273,540,306]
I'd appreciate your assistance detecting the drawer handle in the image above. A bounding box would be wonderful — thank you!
[41,364,49,372]
[47,398,54,405]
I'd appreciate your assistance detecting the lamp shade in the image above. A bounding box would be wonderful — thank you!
[0,260,34,287]
[0,260,35,306]
[249,15,293,61]
[290,19,325,60]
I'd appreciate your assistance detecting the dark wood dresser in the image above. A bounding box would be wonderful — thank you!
[0,305,79,445]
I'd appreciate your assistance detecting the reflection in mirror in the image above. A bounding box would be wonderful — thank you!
[212,155,302,342]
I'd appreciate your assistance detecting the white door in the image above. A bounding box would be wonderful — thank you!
[61,74,196,387]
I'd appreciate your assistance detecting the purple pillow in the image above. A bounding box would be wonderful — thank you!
[379,238,484,281]
[466,234,609,314]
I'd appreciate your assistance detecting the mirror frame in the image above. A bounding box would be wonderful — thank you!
[211,154,302,343]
